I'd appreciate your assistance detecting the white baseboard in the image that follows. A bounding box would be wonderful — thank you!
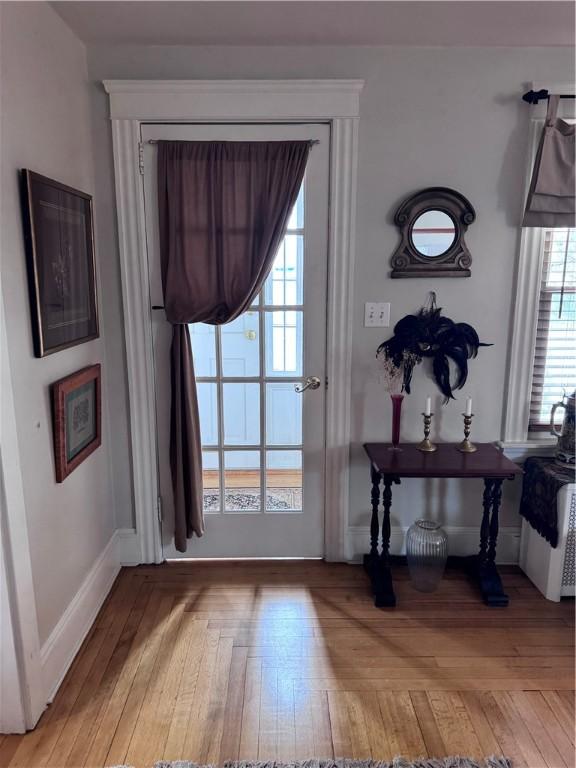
[346,525,521,565]
[40,532,120,702]
[115,527,142,566]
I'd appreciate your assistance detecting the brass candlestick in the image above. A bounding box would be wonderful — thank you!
[417,413,437,452]
[457,413,477,453]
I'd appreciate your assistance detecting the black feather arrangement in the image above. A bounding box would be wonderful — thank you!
[376,293,491,401]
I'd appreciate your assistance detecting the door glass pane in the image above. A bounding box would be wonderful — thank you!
[223,383,260,445]
[202,451,220,513]
[197,382,218,445]
[266,383,302,445]
[189,323,216,377]
[264,235,303,306]
[287,185,304,230]
[187,182,307,526]
[265,311,303,377]
[224,450,261,512]
[266,450,302,512]
[221,312,260,377]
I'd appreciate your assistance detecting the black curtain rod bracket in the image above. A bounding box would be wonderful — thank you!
[523,89,575,105]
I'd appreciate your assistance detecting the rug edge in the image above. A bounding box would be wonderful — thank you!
[108,756,511,768]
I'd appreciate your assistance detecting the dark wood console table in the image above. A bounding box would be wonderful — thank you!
[363,442,522,608]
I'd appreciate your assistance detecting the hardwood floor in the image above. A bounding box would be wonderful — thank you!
[1,562,574,768]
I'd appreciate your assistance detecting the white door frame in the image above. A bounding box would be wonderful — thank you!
[103,79,364,564]
[1,292,45,731]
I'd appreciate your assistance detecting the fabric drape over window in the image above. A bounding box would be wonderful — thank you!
[523,95,575,228]
[158,140,311,552]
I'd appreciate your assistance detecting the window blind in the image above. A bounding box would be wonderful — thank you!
[529,228,576,430]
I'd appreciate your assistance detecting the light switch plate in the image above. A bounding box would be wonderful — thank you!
[364,302,391,327]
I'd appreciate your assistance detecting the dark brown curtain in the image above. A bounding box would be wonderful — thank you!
[158,140,311,552]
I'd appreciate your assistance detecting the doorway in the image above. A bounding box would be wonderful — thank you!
[142,123,330,558]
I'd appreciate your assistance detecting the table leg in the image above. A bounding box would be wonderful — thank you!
[469,478,509,607]
[381,476,393,562]
[369,464,380,558]
[363,471,397,608]
[479,479,494,562]
[488,480,503,564]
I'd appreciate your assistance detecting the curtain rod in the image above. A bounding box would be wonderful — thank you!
[146,139,320,145]
[523,89,575,105]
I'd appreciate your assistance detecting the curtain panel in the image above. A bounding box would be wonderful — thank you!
[523,95,575,228]
[157,140,311,552]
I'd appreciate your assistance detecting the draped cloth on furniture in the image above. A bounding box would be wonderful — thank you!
[523,95,575,228]
[157,140,311,552]
[519,456,574,548]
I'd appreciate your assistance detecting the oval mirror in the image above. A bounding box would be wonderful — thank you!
[411,210,455,257]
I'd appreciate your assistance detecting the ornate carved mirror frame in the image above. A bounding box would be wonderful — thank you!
[390,187,476,278]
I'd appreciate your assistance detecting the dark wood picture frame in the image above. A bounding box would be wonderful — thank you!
[21,170,99,357]
[52,364,101,482]
[390,187,476,278]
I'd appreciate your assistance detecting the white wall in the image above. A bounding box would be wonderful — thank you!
[0,2,116,647]
[86,44,573,554]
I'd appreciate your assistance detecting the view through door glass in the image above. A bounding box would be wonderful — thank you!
[194,191,305,515]
[142,123,329,559]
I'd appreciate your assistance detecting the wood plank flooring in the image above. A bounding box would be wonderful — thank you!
[1,562,574,768]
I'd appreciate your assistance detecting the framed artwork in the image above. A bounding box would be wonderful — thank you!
[21,170,99,357]
[52,364,101,482]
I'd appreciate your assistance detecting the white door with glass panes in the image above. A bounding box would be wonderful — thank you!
[142,123,329,558]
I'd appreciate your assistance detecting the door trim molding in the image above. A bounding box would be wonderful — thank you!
[104,79,363,121]
[104,79,364,563]
[1,294,45,730]
[110,118,160,563]
[324,117,359,561]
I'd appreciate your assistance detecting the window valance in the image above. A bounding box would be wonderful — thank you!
[523,95,575,228]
